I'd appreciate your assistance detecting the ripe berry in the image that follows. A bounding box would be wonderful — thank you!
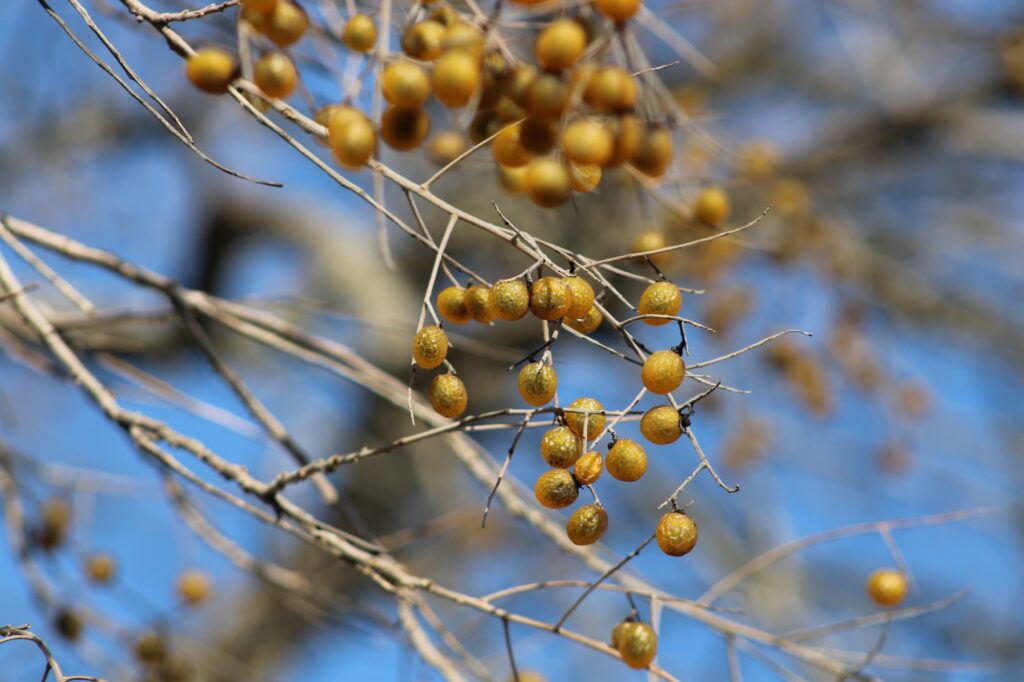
[411,325,449,369]
[254,52,298,98]
[566,305,603,334]
[632,126,674,177]
[382,62,432,109]
[186,48,237,94]
[866,569,907,608]
[427,131,469,165]
[437,286,471,324]
[177,569,213,606]
[499,165,529,194]
[607,115,643,166]
[433,52,481,108]
[616,621,657,669]
[534,469,578,508]
[465,284,495,323]
[569,163,602,193]
[638,281,681,325]
[501,64,537,106]
[694,185,731,225]
[401,20,446,60]
[518,362,557,406]
[526,73,570,119]
[535,20,587,72]
[640,406,682,445]
[380,106,431,150]
[530,276,573,319]
[526,159,572,207]
[566,504,608,545]
[342,14,377,53]
[562,119,614,166]
[594,0,642,23]
[429,374,468,418]
[573,451,603,485]
[584,67,637,113]
[606,438,647,481]
[263,1,308,48]
[631,230,670,266]
[565,396,605,439]
[563,276,595,319]
[135,632,168,666]
[541,426,582,468]
[443,21,485,56]
[656,512,698,556]
[519,117,559,154]
[490,279,530,321]
[329,113,376,169]
[641,350,685,394]
[84,553,116,584]
[492,124,534,168]
[54,608,83,641]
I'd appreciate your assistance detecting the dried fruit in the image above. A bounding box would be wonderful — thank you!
[655,512,698,556]
[640,405,682,445]
[566,504,608,545]
[565,397,605,439]
[411,325,449,369]
[429,374,468,418]
[638,281,681,325]
[534,469,578,509]
[518,362,557,406]
[641,350,685,394]
[606,439,647,481]
[540,426,582,468]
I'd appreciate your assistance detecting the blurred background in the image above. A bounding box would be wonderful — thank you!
[1,0,1022,680]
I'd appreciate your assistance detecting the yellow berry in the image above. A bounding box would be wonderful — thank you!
[584,66,637,113]
[534,469,578,509]
[135,632,167,666]
[607,115,643,166]
[411,325,449,369]
[638,281,681,325]
[329,113,376,169]
[342,14,377,52]
[492,124,534,168]
[401,20,446,60]
[84,553,116,584]
[632,126,674,177]
[177,569,212,606]
[465,284,495,323]
[617,621,657,669]
[525,159,572,208]
[437,286,471,324]
[640,405,681,445]
[526,73,570,119]
[541,426,582,468]
[562,119,614,166]
[490,279,530,321]
[535,20,587,72]
[594,0,642,23]
[427,131,469,165]
[694,186,731,225]
[443,21,485,56]
[530,275,573,320]
[573,451,603,485]
[606,438,647,481]
[641,350,685,394]
[382,62,432,109]
[518,362,557,406]
[566,305,602,334]
[631,230,671,266]
[867,569,907,608]
[253,52,298,98]
[519,116,559,154]
[185,48,237,94]
[498,164,529,194]
[569,163,602,193]
[565,396,605,439]
[655,512,697,556]
[264,1,308,48]
[380,106,431,150]
[501,63,537,106]
[566,504,608,545]
[429,373,468,418]
[433,52,481,108]
[563,276,595,319]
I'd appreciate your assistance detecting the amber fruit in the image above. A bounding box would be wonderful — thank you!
[526,73,570,119]
[566,504,608,545]
[563,276,595,319]
[535,20,587,71]
[565,396,605,439]
[411,325,449,369]
[541,426,582,468]
[329,115,376,169]
[530,275,572,320]
[401,20,446,60]
[640,405,682,445]
[573,451,603,485]
[490,279,530,321]
[264,1,308,48]
[502,64,537,106]
[427,131,468,165]
[177,569,213,606]
[496,95,527,123]
[631,231,671,266]
[641,350,685,394]
[607,115,643,166]
[518,362,557,406]
[569,163,601,193]
[84,553,116,584]
[342,14,377,52]
[498,165,529,194]
[429,374,468,418]
[566,305,602,334]
[519,117,559,155]
[594,0,642,23]
[465,284,495,323]
[534,469,579,509]
[381,62,432,109]
[617,621,657,669]
[638,281,681,325]
[632,126,674,176]
[525,159,572,208]
[492,124,534,168]
[253,52,298,98]
[186,48,237,94]
[380,106,431,150]
[135,632,168,666]
[867,569,907,608]
[656,512,698,556]
[562,119,614,166]
[443,21,485,56]
[694,186,731,225]
[433,52,481,108]
[606,438,647,481]
[584,66,637,113]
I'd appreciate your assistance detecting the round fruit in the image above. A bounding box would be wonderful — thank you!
[607,115,643,166]
[381,62,432,109]
[54,609,82,641]
[84,553,116,584]
[563,276,595,319]
[329,114,376,168]
[519,116,559,154]
[566,504,608,545]
[253,52,298,98]
[427,131,468,165]
[867,568,907,608]
[569,163,602,193]
[638,281,681,325]
[429,374,468,418]
[566,305,602,334]
[640,405,682,445]
[518,362,557,406]
[606,438,647,481]
[594,0,642,23]
[465,284,495,323]
[526,73,570,119]
[380,106,431,150]
[541,426,582,468]
[443,21,485,56]
[525,159,572,208]
[535,20,587,71]
[565,396,605,439]
[177,569,212,606]
[502,64,537,106]
[264,1,308,48]
[492,124,534,168]
[185,48,237,94]
[641,350,685,394]
[617,621,657,669]
[499,164,529,194]
[490,279,530,321]
[530,275,573,320]
[534,469,578,509]
[584,67,637,113]
[411,325,449,369]
[342,14,377,52]
[135,632,168,666]
[694,186,731,225]
[633,126,674,177]
[573,451,603,485]
[401,21,446,60]
[655,512,698,556]
[632,230,670,266]
[437,286,471,324]
[433,52,481,108]
[562,119,614,166]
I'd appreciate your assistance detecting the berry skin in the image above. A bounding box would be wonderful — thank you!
[632,126,674,177]
[631,230,671,266]
[573,451,603,485]
[640,405,682,445]
[566,305,602,334]
[569,163,602,193]
[563,276,595,319]
[411,325,449,369]
[490,279,530,321]
[530,276,573,320]
[594,0,642,23]
[263,1,308,48]
[638,281,681,325]
[694,186,731,225]
[566,504,609,545]
[499,165,529,194]
[534,469,579,509]
[562,119,614,166]
[607,115,643,166]
[606,438,647,481]
[84,553,116,584]
[401,20,446,60]
[584,67,637,113]
[177,569,213,606]
[541,426,582,468]
[492,124,534,168]
[437,286,471,324]
[656,512,698,556]
[565,397,605,439]
[443,21,484,56]
[526,74,570,120]
[641,350,685,394]
[185,48,237,94]
[465,284,495,323]
[867,569,907,608]
[429,374,468,418]
[380,106,431,150]
[535,20,587,71]
[433,52,481,108]
[381,62,432,109]
[254,53,298,98]
[427,131,469,165]
[617,621,658,669]
[342,14,377,52]
[518,362,557,406]
[329,113,376,169]
[520,116,559,154]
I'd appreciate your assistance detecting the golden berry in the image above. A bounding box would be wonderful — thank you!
[566,306,602,334]
[465,284,495,323]
[694,186,731,225]
[342,14,377,52]
[329,114,376,169]
[632,126,674,177]
[427,131,468,165]
[443,21,485,56]
[867,569,907,608]
[641,350,685,394]
[638,281,681,325]
[380,106,431,150]
[617,621,657,669]
[401,21,446,60]
[411,325,449,369]
[429,374,468,418]
[519,116,560,154]
[566,504,608,545]
[530,276,573,319]
[607,115,643,166]
[135,632,168,666]
[490,279,530,321]
[594,0,642,23]
[573,451,603,485]
[185,48,237,94]
[498,165,529,194]
[631,230,670,266]
[606,438,647,481]
[84,553,116,584]
[264,1,308,48]
[518,362,557,406]
[655,512,698,556]
[565,397,605,439]
[437,286,471,324]
[584,66,637,113]
[253,52,298,98]
[433,52,481,108]
[569,163,601,193]
[492,124,534,168]
[563,276,595,319]
[562,119,614,166]
[534,469,578,509]
[535,20,587,72]
[526,73,570,119]
[502,64,537,106]
[541,426,582,468]
[640,405,681,445]
[382,62,432,109]
[177,569,212,606]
